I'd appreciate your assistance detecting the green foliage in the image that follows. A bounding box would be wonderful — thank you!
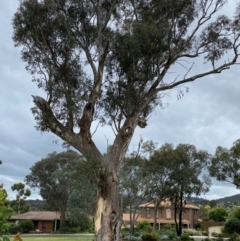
[163,224,172,230]
[228,207,240,221]
[141,232,160,241]
[198,206,210,221]
[182,229,202,236]
[208,207,228,222]
[225,218,240,234]
[0,187,12,241]
[25,150,94,226]
[136,220,152,232]
[8,224,21,235]
[209,140,240,188]
[65,213,94,232]
[18,220,34,233]
[180,233,194,241]
[57,226,81,234]
[7,199,31,214]
[119,151,151,235]
[11,181,31,215]
[195,222,204,231]
[156,229,177,240]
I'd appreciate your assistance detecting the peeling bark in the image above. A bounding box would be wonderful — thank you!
[94,171,122,241]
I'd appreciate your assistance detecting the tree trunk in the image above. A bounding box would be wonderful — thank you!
[59,210,66,227]
[174,196,180,237]
[178,192,183,237]
[130,211,135,235]
[153,203,157,231]
[94,170,122,241]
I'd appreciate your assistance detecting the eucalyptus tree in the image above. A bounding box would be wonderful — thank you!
[25,150,83,226]
[209,139,240,188]
[11,182,31,214]
[119,151,149,235]
[144,143,176,231]
[169,144,211,236]
[12,1,240,240]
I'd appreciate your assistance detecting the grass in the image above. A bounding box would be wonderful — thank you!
[10,238,93,241]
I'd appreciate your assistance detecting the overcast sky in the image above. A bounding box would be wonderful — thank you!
[1,1,240,201]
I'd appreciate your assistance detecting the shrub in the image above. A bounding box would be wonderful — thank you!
[182,229,202,236]
[57,226,81,233]
[195,222,204,231]
[136,220,152,233]
[8,224,21,235]
[163,224,172,230]
[66,213,94,232]
[164,230,177,240]
[208,207,228,222]
[180,233,194,241]
[18,220,34,233]
[225,218,240,234]
[141,232,160,241]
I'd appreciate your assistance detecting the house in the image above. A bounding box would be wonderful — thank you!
[9,211,60,232]
[122,199,199,230]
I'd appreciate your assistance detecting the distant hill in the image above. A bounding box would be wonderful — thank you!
[26,199,57,211]
[26,199,46,211]
[187,194,240,206]
[187,197,209,204]
[215,194,240,204]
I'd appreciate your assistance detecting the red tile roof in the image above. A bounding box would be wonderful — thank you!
[9,211,60,221]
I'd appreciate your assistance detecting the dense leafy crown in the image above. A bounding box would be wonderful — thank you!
[12,0,240,160]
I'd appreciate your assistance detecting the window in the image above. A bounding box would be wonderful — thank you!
[166,209,171,219]
[146,208,150,218]
[156,209,159,218]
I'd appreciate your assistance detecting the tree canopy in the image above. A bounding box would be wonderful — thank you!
[25,150,84,226]
[209,139,240,188]
[12,1,240,240]
[158,143,210,236]
[0,186,12,241]
[208,207,228,222]
[11,182,31,214]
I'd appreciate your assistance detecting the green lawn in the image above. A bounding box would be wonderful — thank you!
[11,238,93,241]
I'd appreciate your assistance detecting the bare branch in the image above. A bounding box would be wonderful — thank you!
[156,59,237,92]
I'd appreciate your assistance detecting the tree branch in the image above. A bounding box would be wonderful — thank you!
[156,58,238,92]
[32,95,103,161]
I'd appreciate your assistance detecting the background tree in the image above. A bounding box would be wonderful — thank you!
[144,143,176,231]
[7,199,31,215]
[168,144,211,236]
[12,1,240,240]
[25,150,83,227]
[198,206,210,221]
[209,200,217,208]
[11,182,31,214]
[119,150,149,235]
[204,205,211,212]
[208,207,228,222]
[224,218,240,234]
[224,207,240,234]
[209,139,240,188]
[0,185,12,241]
